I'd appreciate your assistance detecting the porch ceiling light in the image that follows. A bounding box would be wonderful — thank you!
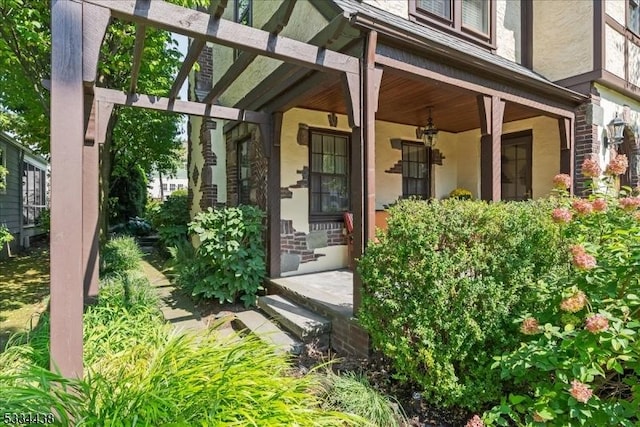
[605,113,626,149]
[417,107,439,148]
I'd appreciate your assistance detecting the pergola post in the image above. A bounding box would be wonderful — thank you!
[265,113,283,278]
[478,95,505,201]
[83,98,100,301]
[50,0,85,377]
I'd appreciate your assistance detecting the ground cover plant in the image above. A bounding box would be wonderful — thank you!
[483,156,640,426]
[358,197,566,409]
[100,235,143,276]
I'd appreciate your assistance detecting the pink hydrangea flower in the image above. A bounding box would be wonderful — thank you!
[605,154,628,176]
[581,157,601,178]
[552,208,572,224]
[634,212,640,221]
[592,198,608,212]
[585,314,609,334]
[465,415,484,427]
[570,245,596,270]
[570,380,593,403]
[560,291,587,313]
[619,197,640,211]
[572,199,593,215]
[521,317,541,335]
[553,174,572,189]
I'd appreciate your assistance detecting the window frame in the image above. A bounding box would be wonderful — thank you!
[22,161,47,227]
[233,0,253,59]
[308,128,351,223]
[409,0,496,49]
[629,0,640,36]
[0,142,7,194]
[237,137,251,206]
[500,130,533,202]
[401,141,432,199]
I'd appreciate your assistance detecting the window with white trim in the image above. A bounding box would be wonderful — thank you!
[22,161,46,226]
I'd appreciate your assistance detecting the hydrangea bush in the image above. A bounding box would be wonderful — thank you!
[484,155,640,426]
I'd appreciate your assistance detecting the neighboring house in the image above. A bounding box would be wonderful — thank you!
[0,131,48,257]
[148,168,188,201]
[189,0,589,277]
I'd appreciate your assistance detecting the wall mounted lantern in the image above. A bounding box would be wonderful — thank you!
[604,113,626,149]
[416,107,439,148]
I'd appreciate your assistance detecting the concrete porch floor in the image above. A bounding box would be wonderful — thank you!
[268,270,354,318]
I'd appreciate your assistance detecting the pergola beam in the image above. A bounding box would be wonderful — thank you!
[208,0,228,18]
[85,0,359,75]
[169,39,206,99]
[202,0,297,104]
[129,24,145,94]
[93,87,269,123]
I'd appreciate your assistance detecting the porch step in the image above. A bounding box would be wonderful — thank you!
[257,295,331,346]
[233,310,304,355]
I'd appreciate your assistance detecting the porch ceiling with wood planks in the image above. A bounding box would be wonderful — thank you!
[298,69,543,132]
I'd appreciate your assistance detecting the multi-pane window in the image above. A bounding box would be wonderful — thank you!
[501,133,532,202]
[237,138,251,205]
[402,142,431,199]
[412,0,492,42]
[309,130,349,220]
[169,183,176,192]
[162,183,168,191]
[22,162,46,226]
[630,0,640,34]
[234,0,252,59]
[177,183,184,189]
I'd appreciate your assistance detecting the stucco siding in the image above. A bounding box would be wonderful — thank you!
[361,0,408,18]
[189,115,204,218]
[605,24,626,79]
[216,1,330,107]
[605,0,626,25]
[496,0,521,63]
[629,40,640,87]
[532,0,593,81]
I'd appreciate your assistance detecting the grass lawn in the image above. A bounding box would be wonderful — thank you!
[0,245,49,351]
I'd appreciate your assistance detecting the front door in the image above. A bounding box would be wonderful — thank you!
[501,131,532,201]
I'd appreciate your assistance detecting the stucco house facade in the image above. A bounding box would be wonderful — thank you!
[0,131,48,257]
[188,0,593,275]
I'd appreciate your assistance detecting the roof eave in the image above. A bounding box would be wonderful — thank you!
[348,12,587,106]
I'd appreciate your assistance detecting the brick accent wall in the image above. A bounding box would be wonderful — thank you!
[280,220,347,272]
[574,93,602,195]
[331,317,371,358]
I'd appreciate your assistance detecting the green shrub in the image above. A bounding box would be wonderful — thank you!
[0,224,14,246]
[184,206,266,306]
[484,166,640,426]
[100,236,143,276]
[109,162,148,224]
[322,371,407,426]
[147,189,189,250]
[358,198,566,409]
[37,208,50,233]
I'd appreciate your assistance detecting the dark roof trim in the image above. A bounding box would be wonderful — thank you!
[346,12,587,106]
[0,131,48,163]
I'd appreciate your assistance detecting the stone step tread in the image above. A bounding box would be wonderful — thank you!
[257,295,331,340]
[233,310,303,355]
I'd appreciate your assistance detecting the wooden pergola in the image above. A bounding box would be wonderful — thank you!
[50,0,369,377]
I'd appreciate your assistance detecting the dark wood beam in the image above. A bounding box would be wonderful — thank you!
[208,0,228,18]
[51,0,84,378]
[86,0,359,75]
[169,39,206,99]
[478,95,505,201]
[82,3,110,84]
[129,24,145,94]
[93,87,269,123]
[266,113,283,278]
[376,53,576,119]
[559,117,574,192]
[202,0,297,104]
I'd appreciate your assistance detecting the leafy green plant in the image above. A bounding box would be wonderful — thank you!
[185,206,266,306]
[36,207,50,233]
[358,198,566,408]
[484,163,640,426]
[0,224,14,246]
[147,189,189,251]
[321,371,407,427]
[100,236,143,277]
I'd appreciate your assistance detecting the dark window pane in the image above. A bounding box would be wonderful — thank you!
[323,154,335,173]
[311,193,321,211]
[462,0,489,34]
[312,134,322,153]
[322,135,335,154]
[335,137,347,155]
[335,156,346,174]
